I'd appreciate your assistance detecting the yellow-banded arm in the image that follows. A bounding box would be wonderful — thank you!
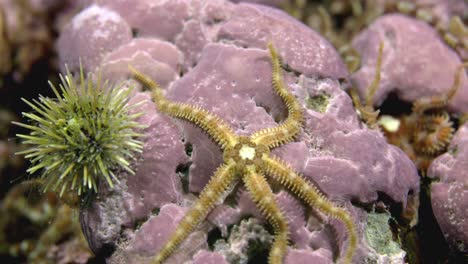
[413,62,468,114]
[461,113,468,125]
[262,156,357,264]
[350,42,384,129]
[129,66,237,149]
[152,162,237,264]
[243,169,289,264]
[251,43,303,148]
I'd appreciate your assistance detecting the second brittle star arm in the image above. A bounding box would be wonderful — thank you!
[349,42,384,128]
[152,162,237,264]
[262,156,357,264]
[243,168,289,264]
[252,43,303,148]
[129,66,238,149]
[412,62,468,114]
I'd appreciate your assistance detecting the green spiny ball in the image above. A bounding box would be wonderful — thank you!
[14,68,144,197]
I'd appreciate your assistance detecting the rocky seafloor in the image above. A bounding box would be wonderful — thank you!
[0,0,467,263]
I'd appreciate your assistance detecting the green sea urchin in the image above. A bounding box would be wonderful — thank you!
[14,67,144,197]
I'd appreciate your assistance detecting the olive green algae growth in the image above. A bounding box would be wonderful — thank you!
[306,93,330,113]
[366,211,404,256]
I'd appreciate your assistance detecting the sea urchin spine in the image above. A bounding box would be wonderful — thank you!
[14,67,144,198]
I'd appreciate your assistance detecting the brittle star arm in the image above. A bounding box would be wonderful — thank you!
[152,162,237,264]
[251,43,303,148]
[262,156,357,264]
[461,113,468,125]
[412,62,468,114]
[349,42,384,128]
[129,66,238,149]
[243,167,289,264]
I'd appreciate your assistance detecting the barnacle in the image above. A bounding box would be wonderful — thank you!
[14,66,144,198]
[131,43,358,264]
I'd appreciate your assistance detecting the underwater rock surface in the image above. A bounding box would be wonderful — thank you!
[351,14,468,113]
[58,1,420,263]
[428,124,468,252]
[351,11,468,253]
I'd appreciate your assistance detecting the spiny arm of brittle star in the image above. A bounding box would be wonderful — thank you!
[243,168,289,264]
[251,43,303,148]
[413,62,468,114]
[349,42,384,128]
[364,42,384,107]
[461,113,468,125]
[151,162,237,264]
[129,65,237,149]
[262,156,357,264]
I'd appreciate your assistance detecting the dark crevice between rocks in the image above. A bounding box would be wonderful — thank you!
[184,141,193,157]
[207,227,222,250]
[80,191,98,209]
[211,216,271,264]
[175,161,192,194]
[246,241,270,264]
[0,254,25,264]
[2,58,56,198]
[252,221,279,263]
[224,183,242,208]
[378,92,412,117]
[205,17,225,26]
[179,67,186,77]
[407,177,466,264]
[131,28,139,37]
[338,77,348,87]
[254,100,285,124]
[88,243,116,263]
[176,140,193,193]
[152,207,160,216]
[132,218,148,232]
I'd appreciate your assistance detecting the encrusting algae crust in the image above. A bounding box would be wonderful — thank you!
[352,46,468,173]
[130,43,357,264]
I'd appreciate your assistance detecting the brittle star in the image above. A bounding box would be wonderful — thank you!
[130,43,357,264]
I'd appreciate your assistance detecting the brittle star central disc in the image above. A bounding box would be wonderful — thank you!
[225,136,269,167]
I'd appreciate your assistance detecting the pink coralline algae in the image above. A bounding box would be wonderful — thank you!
[350,11,467,256]
[428,124,468,252]
[351,14,468,113]
[58,1,419,263]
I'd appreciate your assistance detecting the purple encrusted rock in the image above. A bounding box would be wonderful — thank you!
[284,248,332,264]
[428,124,468,252]
[58,1,420,263]
[100,38,181,87]
[351,14,468,113]
[58,4,132,72]
[229,0,287,7]
[80,92,188,252]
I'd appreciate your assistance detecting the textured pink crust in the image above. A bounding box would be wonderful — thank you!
[428,124,468,251]
[351,14,468,113]
[59,1,420,263]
